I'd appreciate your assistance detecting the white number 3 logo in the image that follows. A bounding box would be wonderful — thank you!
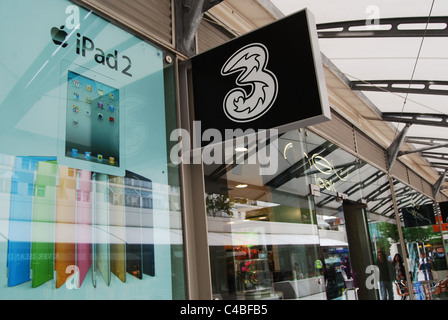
[221,43,278,123]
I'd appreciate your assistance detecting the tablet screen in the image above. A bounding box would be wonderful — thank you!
[65,71,121,169]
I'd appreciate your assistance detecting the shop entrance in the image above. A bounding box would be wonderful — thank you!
[316,195,378,300]
[342,200,378,300]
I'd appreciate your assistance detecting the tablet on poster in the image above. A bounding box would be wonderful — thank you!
[58,60,125,176]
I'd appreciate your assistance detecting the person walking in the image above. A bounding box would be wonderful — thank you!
[419,252,433,281]
[376,250,394,300]
[393,254,406,282]
[393,254,407,299]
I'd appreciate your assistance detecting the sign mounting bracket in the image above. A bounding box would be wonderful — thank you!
[174,0,224,57]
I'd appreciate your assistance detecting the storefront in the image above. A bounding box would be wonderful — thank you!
[204,128,382,300]
[1,0,447,301]
[203,124,448,301]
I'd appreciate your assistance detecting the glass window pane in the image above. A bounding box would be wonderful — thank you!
[0,0,185,299]
[205,128,417,300]
[393,180,447,300]
[205,129,324,300]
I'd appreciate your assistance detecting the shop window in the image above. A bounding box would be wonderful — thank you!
[0,0,185,299]
[204,127,428,300]
[204,128,382,300]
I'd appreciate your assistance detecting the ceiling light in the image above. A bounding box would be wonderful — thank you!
[235,147,248,152]
[235,184,248,188]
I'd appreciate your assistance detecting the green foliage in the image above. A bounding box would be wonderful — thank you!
[377,222,400,244]
[402,226,434,244]
[206,194,233,217]
[376,222,439,245]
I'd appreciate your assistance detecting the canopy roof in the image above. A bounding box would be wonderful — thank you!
[269,0,448,191]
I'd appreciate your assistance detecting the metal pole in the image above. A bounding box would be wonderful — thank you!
[388,175,415,300]
[177,58,213,299]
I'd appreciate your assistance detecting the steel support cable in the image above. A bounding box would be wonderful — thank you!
[394,0,436,139]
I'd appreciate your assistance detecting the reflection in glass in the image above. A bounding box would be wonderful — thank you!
[206,130,328,300]
[390,180,448,300]
[205,128,447,300]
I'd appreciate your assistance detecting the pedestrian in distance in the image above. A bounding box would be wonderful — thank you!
[376,250,394,300]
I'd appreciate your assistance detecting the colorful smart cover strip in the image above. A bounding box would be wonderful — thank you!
[6,161,154,289]
[31,160,58,288]
[94,173,111,286]
[55,167,78,288]
[125,171,143,279]
[7,156,56,287]
[76,170,92,288]
[140,177,155,277]
[109,176,126,282]
[125,171,155,279]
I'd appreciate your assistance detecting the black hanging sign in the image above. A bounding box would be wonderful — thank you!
[402,203,436,228]
[188,8,330,147]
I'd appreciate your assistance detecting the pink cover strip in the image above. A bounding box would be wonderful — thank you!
[76,170,92,287]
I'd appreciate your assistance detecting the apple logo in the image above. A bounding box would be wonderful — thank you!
[51,25,68,47]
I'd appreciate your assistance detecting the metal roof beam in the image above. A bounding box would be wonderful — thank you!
[433,170,448,198]
[429,162,448,169]
[351,80,448,96]
[405,136,448,145]
[387,123,410,170]
[317,16,448,38]
[420,152,448,160]
[382,113,448,127]
[399,143,448,156]
[396,136,448,159]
